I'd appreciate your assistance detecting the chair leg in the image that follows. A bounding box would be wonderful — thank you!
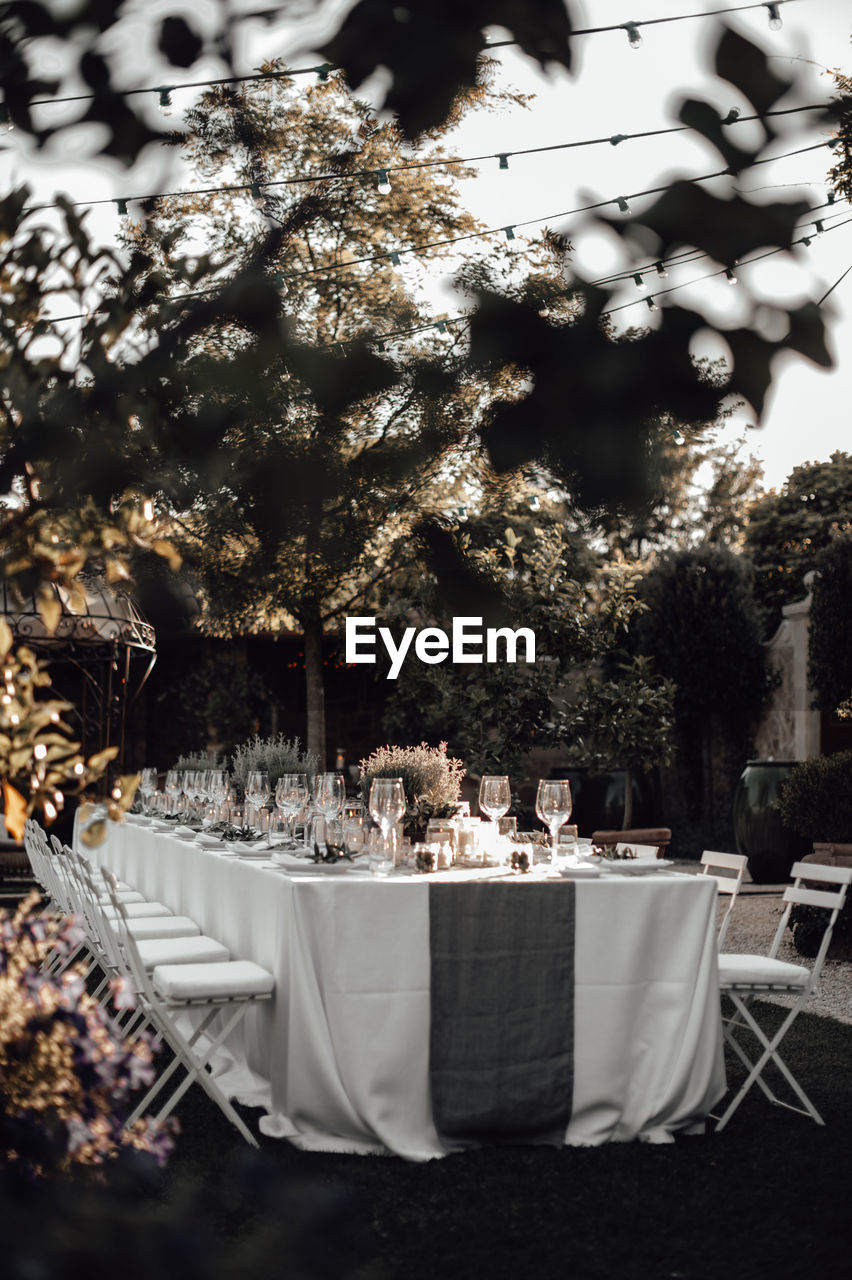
[716,995,823,1131]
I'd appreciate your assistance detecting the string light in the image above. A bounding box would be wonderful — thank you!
[389,251,401,266]
[815,219,825,235]
[671,429,686,444]
[376,169,392,195]
[0,104,12,133]
[655,261,668,278]
[623,22,643,49]
[503,226,516,240]
[116,198,128,216]
[724,266,738,284]
[765,3,783,29]
[646,296,658,312]
[157,87,173,116]
[529,496,541,512]
[632,273,646,290]
[498,154,509,170]
[616,197,631,214]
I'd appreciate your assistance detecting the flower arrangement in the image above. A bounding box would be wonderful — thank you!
[230,733,318,796]
[359,741,465,837]
[0,893,174,1175]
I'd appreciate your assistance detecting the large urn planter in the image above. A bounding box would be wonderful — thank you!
[732,760,811,884]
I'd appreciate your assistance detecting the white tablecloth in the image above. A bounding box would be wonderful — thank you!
[79,818,726,1158]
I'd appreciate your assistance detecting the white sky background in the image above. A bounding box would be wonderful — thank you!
[3,0,851,491]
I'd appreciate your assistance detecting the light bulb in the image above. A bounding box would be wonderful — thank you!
[766,3,782,31]
[646,296,658,312]
[116,198,128,217]
[828,191,836,205]
[376,168,392,195]
[436,320,447,333]
[157,87,173,116]
[0,105,13,133]
[504,226,516,240]
[800,235,812,247]
[632,273,646,291]
[725,267,738,285]
[616,197,630,214]
[671,429,685,445]
[529,496,541,512]
[457,506,468,523]
[389,251,401,266]
[815,219,825,235]
[655,261,668,278]
[498,154,509,170]
[623,22,642,48]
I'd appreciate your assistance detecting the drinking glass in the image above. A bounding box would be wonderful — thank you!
[276,772,309,841]
[315,772,345,822]
[208,770,228,820]
[165,769,182,815]
[140,767,158,811]
[479,775,511,824]
[535,779,573,860]
[369,777,406,866]
[246,770,271,836]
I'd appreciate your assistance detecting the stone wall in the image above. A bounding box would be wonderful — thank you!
[754,573,820,762]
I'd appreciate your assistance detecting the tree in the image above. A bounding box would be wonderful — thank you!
[743,451,852,636]
[381,520,673,794]
[807,535,852,715]
[123,68,570,763]
[0,4,839,762]
[634,546,768,829]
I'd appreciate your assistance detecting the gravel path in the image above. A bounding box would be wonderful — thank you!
[674,861,852,1024]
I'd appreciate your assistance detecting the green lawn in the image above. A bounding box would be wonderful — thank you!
[151,1003,852,1280]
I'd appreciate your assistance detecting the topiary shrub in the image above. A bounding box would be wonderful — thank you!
[778,751,852,955]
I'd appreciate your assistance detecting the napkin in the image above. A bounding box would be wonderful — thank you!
[195,833,221,849]
[173,825,196,839]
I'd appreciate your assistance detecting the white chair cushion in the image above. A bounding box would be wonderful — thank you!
[718,953,809,988]
[119,916,201,940]
[136,935,230,971]
[103,901,173,919]
[99,890,146,904]
[152,959,274,1001]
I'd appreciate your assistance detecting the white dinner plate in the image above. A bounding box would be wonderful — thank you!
[558,865,602,879]
[602,857,673,875]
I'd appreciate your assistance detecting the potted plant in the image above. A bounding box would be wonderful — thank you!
[778,751,852,955]
[358,741,465,841]
[230,733,318,799]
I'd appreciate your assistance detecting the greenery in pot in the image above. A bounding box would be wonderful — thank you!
[230,734,319,798]
[359,742,465,839]
[778,751,852,955]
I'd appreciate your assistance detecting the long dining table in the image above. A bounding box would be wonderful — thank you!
[76,815,726,1159]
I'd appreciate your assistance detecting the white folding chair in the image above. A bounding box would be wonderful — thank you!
[701,849,747,947]
[103,873,274,1147]
[714,860,852,1131]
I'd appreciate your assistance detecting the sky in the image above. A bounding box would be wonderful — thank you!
[3,0,851,492]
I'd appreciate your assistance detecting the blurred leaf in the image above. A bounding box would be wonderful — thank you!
[715,26,792,115]
[3,780,27,840]
[677,98,756,175]
[158,16,203,68]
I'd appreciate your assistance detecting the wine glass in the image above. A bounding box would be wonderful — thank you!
[314,772,345,823]
[165,769,182,816]
[368,777,406,868]
[208,770,228,820]
[535,779,573,861]
[276,772,309,842]
[246,770,270,836]
[479,775,511,823]
[139,767,158,811]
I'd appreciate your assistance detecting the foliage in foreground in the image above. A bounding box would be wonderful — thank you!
[0,895,173,1176]
[807,535,852,716]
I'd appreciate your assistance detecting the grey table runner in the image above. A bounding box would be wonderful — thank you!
[428,880,576,1144]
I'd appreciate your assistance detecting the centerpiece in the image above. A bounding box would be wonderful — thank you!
[358,741,465,842]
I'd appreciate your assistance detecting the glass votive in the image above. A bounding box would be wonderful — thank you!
[497,816,517,838]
